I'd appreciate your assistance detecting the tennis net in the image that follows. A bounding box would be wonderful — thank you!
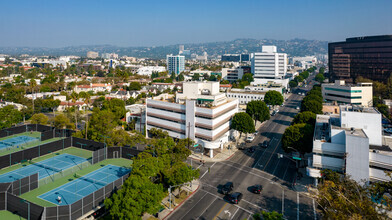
[29,161,62,173]
[74,174,108,187]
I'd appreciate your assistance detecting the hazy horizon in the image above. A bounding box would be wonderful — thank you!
[0,0,391,47]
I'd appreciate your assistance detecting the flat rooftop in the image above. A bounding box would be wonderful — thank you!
[340,105,379,114]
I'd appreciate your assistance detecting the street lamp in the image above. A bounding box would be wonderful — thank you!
[20,199,30,220]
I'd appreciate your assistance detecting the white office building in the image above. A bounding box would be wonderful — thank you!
[222,67,244,82]
[307,105,392,184]
[322,80,373,107]
[251,46,288,86]
[137,66,166,76]
[166,54,185,75]
[146,81,238,158]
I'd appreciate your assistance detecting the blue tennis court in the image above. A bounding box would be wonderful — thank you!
[0,135,38,150]
[0,154,88,183]
[38,165,130,205]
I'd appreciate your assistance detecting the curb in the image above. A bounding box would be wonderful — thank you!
[162,183,201,220]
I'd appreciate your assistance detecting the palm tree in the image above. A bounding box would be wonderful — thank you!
[70,92,79,130]
[29,79,37,113]
[83,94,91,139]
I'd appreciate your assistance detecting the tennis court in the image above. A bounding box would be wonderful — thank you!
[0,135,39,150]
[0,154,88,183]
[38,165,130,205]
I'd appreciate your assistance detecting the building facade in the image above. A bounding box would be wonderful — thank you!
[251,46,287,85]
[166,54,185,75]
[222,67,244,82]
[87,51,99,59]
[307,106,391,184]
[322,80,373,106]
[146,81,238,158]
[328,35,392,83]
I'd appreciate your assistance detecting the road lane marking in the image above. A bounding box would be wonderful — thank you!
[196,164,203,170]
[230,207,240,220]
[263,138,282,171]
[180,192,208,219]
[242,199,268,212]
[282,160,290,181]
[199,189,254,215]
[272,156,281,175]
[212,203,228,220]
[297,192,299,220]
[197,197,217,220]
[200,170,209,179]
[253,137,275,168]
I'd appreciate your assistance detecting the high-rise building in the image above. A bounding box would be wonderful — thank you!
[87,51,99,59]
[179,45,184,54]
[166,54,185,75]
[329,35,392,83]
[146,81,238,158]
[251,46,287,86]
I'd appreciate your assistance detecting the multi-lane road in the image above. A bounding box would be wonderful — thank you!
[168,77,318,220]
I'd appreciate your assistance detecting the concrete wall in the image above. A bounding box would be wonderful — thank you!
[345,134,370,183]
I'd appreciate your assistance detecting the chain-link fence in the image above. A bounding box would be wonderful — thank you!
[43,173,129,220]
[38,159,92,186]
[92,148,107,164]
[10,173,38,196]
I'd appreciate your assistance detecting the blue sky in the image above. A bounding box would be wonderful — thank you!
[0,0,391,47]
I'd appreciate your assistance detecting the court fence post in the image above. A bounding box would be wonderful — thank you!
[69,204,71,220]
[82,196,84,216]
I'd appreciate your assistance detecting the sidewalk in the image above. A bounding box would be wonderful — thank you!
[142,179,200,220]
[189,121,266,163]
[293,160,318,198]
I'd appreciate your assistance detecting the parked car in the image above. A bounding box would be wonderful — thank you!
[246,135,255,143]
[230,192,243,204]
[238,143,246,150]
[252,185,262,194]
[254,130,259,136]
[222,182,234,195]
[296,106,300,110]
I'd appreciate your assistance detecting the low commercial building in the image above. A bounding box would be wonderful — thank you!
[322,80,373,106]
[125,104,146,133]
[307,105,392,184]
[137,66,166,76]
[221,67,244,82]
[146,81,238,158]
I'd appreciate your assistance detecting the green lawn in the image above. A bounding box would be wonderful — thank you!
[0,210,26,220]
[0,131,66,157]
[20,158,132,207]
[0,147,93,175]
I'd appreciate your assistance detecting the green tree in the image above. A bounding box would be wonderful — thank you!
[315,73,325,83]
[176,73,185,82]
[30,113,48,125]
[289,80,298,88]
[208,75,217,81]
[292,111,316,125]
[54,114,73,129]
[299,71,309,79]
[192,73,200,81]
[246,100,270,126]
[80,109,117,142]
[102,98,126,120]
[264,91,284,106]
[241,73,253,83]
[295,75,304,83]
[301,99,322,114]
[128,82,142,91]
[376,104,390,119]
[318,170,386,219]
[0,106,23,129]
[231,112,255,137]
[254,211,283,220]
[148,128,169,139]
[282,123,313,154]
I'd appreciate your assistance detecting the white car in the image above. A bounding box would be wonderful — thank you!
[246,136,255,143]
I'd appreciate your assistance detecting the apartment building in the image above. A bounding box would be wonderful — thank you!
[74,83,112,93]
[146,81,238,158]
[307,105,392,184]
[226,83,283,105]
[166,54,185,75]
[322,80,373,106]
[251,46,288,86]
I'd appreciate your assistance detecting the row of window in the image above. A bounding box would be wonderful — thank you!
[325,93,362,99]
[227,94,264,100]
[324,87,362,93]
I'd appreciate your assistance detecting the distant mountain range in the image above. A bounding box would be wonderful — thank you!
[0,38,328,59]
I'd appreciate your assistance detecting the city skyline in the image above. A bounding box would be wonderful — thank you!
[0,0,391,47]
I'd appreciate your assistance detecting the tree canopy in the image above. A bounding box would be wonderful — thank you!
[301,99,322,114]
[315,73,325,83]
[231,112,255,135]
[289,80,298,88]
[292,111,316,125]
[264,91,284,106]
[282,123,313,154]
[30,113,48,125]
[246,100,270,125]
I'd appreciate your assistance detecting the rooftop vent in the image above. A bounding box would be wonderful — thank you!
[201,89,210,95]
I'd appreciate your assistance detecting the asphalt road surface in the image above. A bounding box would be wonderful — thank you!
[169,76,318,220]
